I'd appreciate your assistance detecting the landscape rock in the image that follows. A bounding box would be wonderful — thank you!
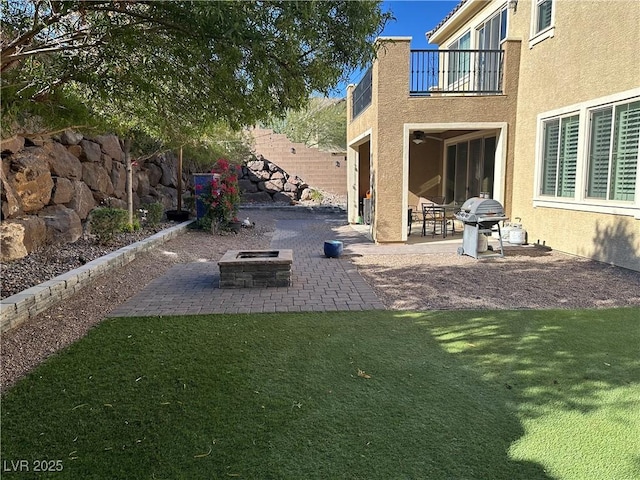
[66,181,96,220]
[273,192,294,203]
[0,222,28,261]
[59,130,84,145]
[51,177,74,204]
[44,142,83,179]
[137,170,150,196]
[67,144,82,158]
[13,215,47,252]
[147,163,162,186]
[110,161,126,198]
[80,139,102,162]
[8,149,54,213]
[242,191,273,203]
[38,205,82,244]
[82,163,114,194]
[0,136,25,155]
[95,134,123,161]
[159,154,178,187]
[1,163,22,218]
[238,179,258,193]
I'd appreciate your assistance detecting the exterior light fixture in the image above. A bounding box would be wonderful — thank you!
[508,0,518,11]
[412,131,426,144]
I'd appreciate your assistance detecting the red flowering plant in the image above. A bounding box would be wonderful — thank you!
[197,158,241,231]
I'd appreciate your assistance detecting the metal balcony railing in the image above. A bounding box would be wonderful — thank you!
[352,67,372,118]
[410,49,504,96]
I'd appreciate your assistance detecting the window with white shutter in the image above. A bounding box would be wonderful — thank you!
[587,100,639,202]
[541,115,579,197]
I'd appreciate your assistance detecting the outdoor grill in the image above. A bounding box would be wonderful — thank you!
[455,197,508,259]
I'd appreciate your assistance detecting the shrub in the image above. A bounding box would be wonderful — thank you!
[89,207,129,243]
[141,202,164,226]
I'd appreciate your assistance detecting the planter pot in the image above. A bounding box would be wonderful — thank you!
[166,210,190,222]
[324,240,343,258]
[228,221,242,233]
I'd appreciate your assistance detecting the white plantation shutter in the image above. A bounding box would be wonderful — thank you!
[537,0,553,32]
[588,108,613,199]
[558,115,579,197]
[541,119,559,195]
[611,101,640,201]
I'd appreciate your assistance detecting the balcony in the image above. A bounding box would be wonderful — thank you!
[352,67,372,119]
[410,49,504,96]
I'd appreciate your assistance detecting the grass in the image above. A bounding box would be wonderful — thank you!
[1,308,639,480]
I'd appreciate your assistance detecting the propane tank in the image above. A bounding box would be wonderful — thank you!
[509,219,526,245]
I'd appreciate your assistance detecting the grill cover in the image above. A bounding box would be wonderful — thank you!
[456,197,507,223]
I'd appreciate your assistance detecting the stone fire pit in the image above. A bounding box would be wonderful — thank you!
[218,249,293,288]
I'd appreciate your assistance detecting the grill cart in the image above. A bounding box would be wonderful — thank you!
[455,197,508,259]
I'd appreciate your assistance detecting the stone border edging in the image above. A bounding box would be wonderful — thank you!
[0,220,193,334]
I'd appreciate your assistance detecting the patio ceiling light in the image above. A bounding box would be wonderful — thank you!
[412,131,426,144]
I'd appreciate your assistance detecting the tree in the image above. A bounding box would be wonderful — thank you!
[1,0,390,221]
[264,96,347,151]
[1,0,391,135]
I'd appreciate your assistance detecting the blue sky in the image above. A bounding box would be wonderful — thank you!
[334,0,459,95]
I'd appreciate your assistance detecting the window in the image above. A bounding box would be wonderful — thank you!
[535,92,640,216]
[535,0,553,34]
[541,115,579,197]
[587,101,640,202]
[448,31,470,84]
[530,0,555,47]
[476,8,507,92]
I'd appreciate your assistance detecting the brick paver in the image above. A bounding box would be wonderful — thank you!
[110,211,386,317]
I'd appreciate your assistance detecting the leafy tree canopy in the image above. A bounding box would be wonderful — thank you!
[263,96,347,151]
[1,0,390,146]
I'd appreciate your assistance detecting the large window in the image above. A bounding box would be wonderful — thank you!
[535,92,640,216]
[541,115,579,197]
[587,101,640,201]
[448,31,470,85]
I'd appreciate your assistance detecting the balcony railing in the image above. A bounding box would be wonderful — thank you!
[410,49,504,96]
[352,67,372,119]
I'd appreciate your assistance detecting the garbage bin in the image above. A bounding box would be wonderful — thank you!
[193,173,219,220]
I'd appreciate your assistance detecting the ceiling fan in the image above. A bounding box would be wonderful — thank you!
[412,131,444,144]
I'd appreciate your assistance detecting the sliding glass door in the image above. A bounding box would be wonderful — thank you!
[445,136,497,204]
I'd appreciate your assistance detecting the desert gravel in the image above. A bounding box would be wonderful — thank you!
[2,208,640,393]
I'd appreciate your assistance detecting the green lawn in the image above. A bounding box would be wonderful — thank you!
[1,309,638,479]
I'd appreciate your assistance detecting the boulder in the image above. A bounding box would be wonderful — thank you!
[95,134,123,161]
[155,184,178,208]
[67,144,82,158]
[59,130,84,145]
[13,215,46,252]
[147,163,162,186]
[136,170,150,196]
[8,148,54,213]
[273,192,294,203]
[50,177,74,204]
[110,161,126,198]
[159,156,178,187]
[246,160,265,171]
[44,141,83,179]
[267,162,280,173]
[66,181,96,220]
[259,178,285,193]
[38,205,82,244]
[1,162,22,218]
[241,191,273,203]
[102,154,112,172]
[238,179,258,193]
[82,163,114,194]
[0,136,25,155]
[271,171,285,180]
[283,182,298,193]
[92,191,126,210]
[80,139,102,162]
[0,222,28,261]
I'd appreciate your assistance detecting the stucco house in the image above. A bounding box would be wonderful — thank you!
[346,0,640,271]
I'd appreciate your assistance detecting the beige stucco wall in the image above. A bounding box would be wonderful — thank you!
[348,37,520,243]
[509,0,640,270]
